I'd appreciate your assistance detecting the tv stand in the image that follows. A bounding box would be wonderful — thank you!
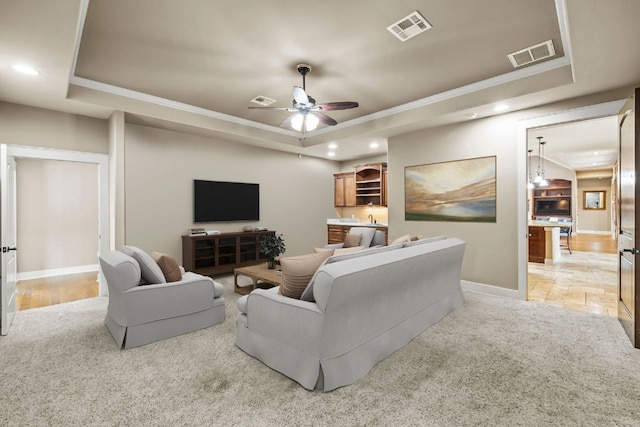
[182,230,275,276]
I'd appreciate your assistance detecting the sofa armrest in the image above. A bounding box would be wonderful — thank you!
[243,288,325,355]
[118,278,216,326]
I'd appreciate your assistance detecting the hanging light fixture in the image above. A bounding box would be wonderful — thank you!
[290,112,319,133]
[533,136,549,186]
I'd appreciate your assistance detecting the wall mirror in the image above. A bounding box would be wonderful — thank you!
[583,190,606,210]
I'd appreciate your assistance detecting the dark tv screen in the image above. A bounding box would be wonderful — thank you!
[194,180,259,222]
[535,199,570,216]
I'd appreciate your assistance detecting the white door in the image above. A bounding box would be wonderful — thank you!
[0,145,17,335]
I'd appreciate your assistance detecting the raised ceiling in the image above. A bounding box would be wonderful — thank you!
[2,0,640,163]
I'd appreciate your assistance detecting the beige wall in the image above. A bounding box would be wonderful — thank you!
[123,124,338,261]
[577,178,612,232]
[388,114,521,289]
[17,159,99,273]
[0,102,108,153]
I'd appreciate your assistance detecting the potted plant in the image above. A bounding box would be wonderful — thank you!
[259,234,286,268]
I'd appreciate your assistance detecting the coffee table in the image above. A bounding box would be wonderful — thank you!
[234,263,282,295]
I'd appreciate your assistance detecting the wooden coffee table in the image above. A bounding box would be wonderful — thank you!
[234,263,282,295]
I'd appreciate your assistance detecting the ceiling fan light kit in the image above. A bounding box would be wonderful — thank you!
[249,63,359,139]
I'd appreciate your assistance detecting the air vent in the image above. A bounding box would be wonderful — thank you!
[387,11,432,42]
[250,95,276,106]
[508,40,556,68]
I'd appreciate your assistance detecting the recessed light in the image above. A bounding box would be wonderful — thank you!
[592,151,599,155]
[327,152,336,157]
[493,104,509,112]
[328,143,337,149]
[369,142,379,149]
[12,63,39,75]
[465,113,478,119]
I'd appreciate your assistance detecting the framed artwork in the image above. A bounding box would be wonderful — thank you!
[583,190,606,210]
[405,156,496,222]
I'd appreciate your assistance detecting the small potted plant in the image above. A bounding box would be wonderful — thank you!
[259,234,286,269]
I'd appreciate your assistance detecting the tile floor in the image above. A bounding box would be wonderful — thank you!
[528,250,617,317]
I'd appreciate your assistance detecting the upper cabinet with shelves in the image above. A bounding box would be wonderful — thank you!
[333,162,387,207]
[532,179,572,218]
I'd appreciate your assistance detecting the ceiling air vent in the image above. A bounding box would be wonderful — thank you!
[387,11,432,42]
[250,95,276,106]
[508,40,556,68]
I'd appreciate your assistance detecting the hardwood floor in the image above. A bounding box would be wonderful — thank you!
[16,271,98,311]
[528,233,618,317]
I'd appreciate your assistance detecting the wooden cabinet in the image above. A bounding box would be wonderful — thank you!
[528,226,545,263]
[355,162,387,206]
[182,230,275,276]
[333,162,387,207]
[334,172,356,207]
[532,179,572,218]
[327,225,388,245]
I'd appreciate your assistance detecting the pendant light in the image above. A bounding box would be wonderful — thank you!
[534,136,548,187]
[527,149,534,189]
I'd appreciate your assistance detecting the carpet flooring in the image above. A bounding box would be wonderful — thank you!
[1,275,640,426]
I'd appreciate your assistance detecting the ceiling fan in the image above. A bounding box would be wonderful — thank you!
[249,64,359,136]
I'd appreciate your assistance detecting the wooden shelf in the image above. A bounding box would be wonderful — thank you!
[182,230,275,276]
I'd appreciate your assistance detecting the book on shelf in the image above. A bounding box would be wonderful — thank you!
[188,228,206,235]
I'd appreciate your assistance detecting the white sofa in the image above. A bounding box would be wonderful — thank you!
[235,236,466,391]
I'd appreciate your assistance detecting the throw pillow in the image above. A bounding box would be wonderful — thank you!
[121,246,167,284]
[151,251,182,282]
[314,247,335,256]
[390,234,411,245]
[342,233,362,248]
[279,251,333,299]
[347,227,376,247]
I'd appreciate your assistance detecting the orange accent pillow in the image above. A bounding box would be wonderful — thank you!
[279,251,333,299]
[151,251,182,283]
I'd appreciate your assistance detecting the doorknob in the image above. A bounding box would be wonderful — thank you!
[623,248,640,254]
[1,246,16,253]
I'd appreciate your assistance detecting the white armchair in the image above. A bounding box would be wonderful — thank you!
[99,248,225,349]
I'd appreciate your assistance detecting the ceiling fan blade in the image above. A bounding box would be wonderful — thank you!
[313,112,338,126]
[316,101,359,111]
[293,86,311,107]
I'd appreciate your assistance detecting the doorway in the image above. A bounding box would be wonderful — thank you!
[15,158,100,310]
[0,145,109,334]
[518,100,624,307]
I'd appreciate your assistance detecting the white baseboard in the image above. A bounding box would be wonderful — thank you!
[461,280,524,300]
[17,264,98,281]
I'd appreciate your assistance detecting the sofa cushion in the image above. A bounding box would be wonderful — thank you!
[342,233,362,248]
[279,251,333,299]
[121,246,166,284]
[390,234,411,245]
[347,227,376,247]
[151,251,182,282]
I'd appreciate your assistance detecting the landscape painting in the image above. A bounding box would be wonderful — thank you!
[405,156,496,222]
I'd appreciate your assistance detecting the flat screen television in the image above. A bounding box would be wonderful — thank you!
[194,180,259,222]
[535,199,571,216]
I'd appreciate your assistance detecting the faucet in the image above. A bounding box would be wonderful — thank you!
[368,214,375,224]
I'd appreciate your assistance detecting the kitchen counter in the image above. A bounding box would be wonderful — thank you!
[327,219,388,227]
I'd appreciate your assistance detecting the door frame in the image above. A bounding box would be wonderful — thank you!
[517,100,625,299]
[5,145,109,295]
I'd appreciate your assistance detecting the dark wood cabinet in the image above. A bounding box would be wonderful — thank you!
[182,230,275,276]
[532,179,572,218]
[528,226,545,263]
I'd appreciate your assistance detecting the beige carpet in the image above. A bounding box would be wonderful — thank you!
[2,274,640,426]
